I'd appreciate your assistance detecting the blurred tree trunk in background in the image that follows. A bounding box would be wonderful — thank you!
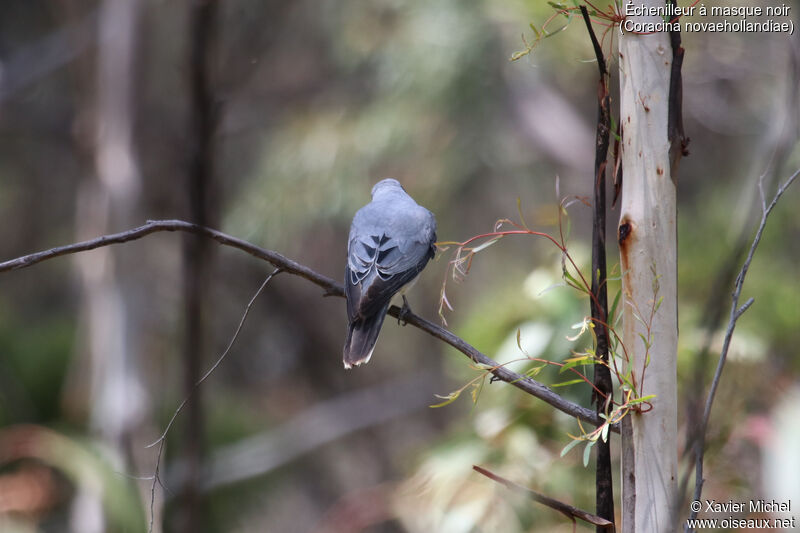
[68,0,145,531]
[172,1,219,531]
[618,2,679,532]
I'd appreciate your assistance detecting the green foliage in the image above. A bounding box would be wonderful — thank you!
[0,317,74,424]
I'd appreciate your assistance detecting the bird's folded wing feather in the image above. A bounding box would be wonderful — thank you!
[346,204,436,320]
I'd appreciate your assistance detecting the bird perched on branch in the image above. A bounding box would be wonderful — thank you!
[343,179,437,369]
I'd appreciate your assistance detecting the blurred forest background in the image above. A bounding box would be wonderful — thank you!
[0,1,799,532]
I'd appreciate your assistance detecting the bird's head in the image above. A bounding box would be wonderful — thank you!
[371,178,405,199]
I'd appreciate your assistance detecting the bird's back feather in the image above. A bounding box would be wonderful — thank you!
[343,180,436,367]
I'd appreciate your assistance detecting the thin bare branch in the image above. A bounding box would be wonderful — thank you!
[473,465,615,530]
[147,269,281,450]
[0,219,610,430]
[147,268,281,533]
[0,219,331,289]
[687,168,799,529]
[735,297,754,320]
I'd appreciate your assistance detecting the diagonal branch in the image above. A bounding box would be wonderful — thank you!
[686,168,799,529]
[473,465,615,530]
[0,219,612,430]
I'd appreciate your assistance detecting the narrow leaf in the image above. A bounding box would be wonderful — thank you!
[627,394,656,405]
[560,438,582,457]
[471,237,501,253]
[551,378,585,388]
[582,440,595,467]
[609,289,622,325]
[516,197,529,229]
[430,391,460,408]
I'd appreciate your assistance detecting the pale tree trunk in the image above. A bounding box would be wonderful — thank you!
[618,2,679,532]
[69,0,145,530]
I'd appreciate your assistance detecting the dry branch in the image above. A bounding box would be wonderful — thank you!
[686,168,800,530]
[0,219,612,431]
[473,465,615,530]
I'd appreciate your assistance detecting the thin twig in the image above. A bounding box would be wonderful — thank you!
[147,268,281,533]
[0,219,611,431]
[473,465,615,530]
[687,168,799,530]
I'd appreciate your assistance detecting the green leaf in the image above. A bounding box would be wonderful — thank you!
[638,332,650,350]
[627,394,656,405]
[601,421,610,442]
[560,438,582,457]
[583,440,596,467]
[526,364,546,377]
[430,391,460,408]
[471,379,486,405]
[560,355,596,373]
[562,268,581,289]
[510,49,531,62]
[620,371,635,390]
[551,378,585,388]
[609,289,622,326]
[516,197,529,229]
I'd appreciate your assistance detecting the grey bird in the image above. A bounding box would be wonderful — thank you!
[343,179,437,369]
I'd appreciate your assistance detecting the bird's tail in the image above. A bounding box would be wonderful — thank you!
[343,306,389,369]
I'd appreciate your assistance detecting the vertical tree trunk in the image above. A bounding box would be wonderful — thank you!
[173,1,218,531]
[70,0,144,530]
[578,7,615,530]
[618,2,679,532]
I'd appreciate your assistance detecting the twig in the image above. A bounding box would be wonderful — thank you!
[0,220,327,287]
[580,6,607,76]
[147,268,281,533]
[686,168,799,530]
[0,219,612,431]
[473,465,615,530]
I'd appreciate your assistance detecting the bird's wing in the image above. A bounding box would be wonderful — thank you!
[346,204,436,320]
